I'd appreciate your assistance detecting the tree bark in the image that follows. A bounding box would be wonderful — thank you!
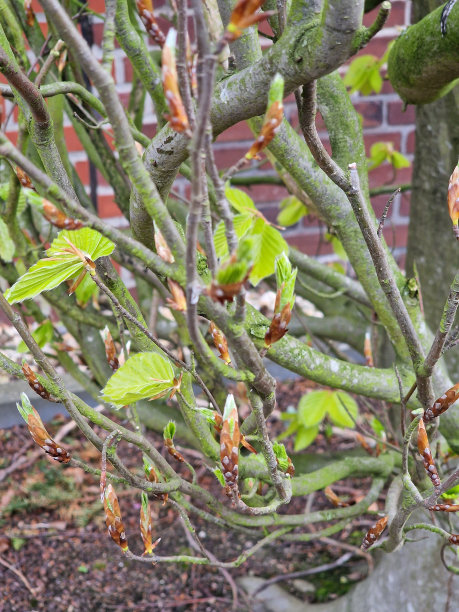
[406,0,459,378]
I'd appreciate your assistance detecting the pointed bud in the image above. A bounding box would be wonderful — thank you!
[136,0,166,46]
[154,226,174,263]
[22,363,58,402]
[104,484,128,552]
[220,395,240,495]
[166,279,187,312]
[162,29,190,135]
[15,166,34,189]
[24,0,35,26]
[364,330,374,367]
[42,199,83,230]
[101,327,119,371]
[209,322,231,365]
[246,74,284,160]
[424,383,459,422]
[418,418,441,490]
[430,504,459,512]
[17,393,70,462]
[140,492,160,555]
[361,515,388,550]
[324,486,350,508]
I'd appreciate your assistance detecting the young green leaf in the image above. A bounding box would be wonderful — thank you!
[101,352,176,408]
[277,196,308,227]
[249,218,288,286]
[325,233,348,261]
[214,213,253,258]
[4,228,114,304]
[298,390,329,428]
[294,425,319,451]
[272,442,289,471]
[275,252,297,311]
[328,391,359,428]
[225,184,257,214]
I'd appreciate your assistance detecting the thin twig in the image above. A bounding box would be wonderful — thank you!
[0,555,38,595]
[377,187,400,238]
[35,39,65,88]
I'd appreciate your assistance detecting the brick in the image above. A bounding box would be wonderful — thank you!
[382,223,409,252]
[368,163,412,190]
[235,183,289,205]
[364,132,402,156]
[398,191,412,218]
[98,195,123,219]
[286,231,334,257]
[406,130,416,155]
[74,161,90,185]
[216,121,254,143]
[63,126,84,153]
[388,101,416,126]
[354,101,383,128]
[213,145,254,168]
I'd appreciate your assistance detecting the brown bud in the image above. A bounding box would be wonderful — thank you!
[207,275,249,304]
[102,328,119,371]
[246,101,283,160]
[22,363,58,402]
[220,403,240,495]
[164,438,185,462]
[264,301,291,348]
[364,330,374,367]
[361,515,388,550]
[324,486,350,508]
[430,504,459,512]
[449,534,459,545]
[24,0,35,26]
[209,321,231,365]
[136,0,166,46]
[447,165,459,239]
[42,200,83,230]
[25,404,70,463]
[104,484,128,552]
[418,418,441,490]
[15,166,34,189]
[166,279,187,312]
[424,383,459,422]
[225,0,273,42]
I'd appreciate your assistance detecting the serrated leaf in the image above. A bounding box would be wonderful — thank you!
[294,425,319,451]
[101,352,175,408]
[0,218,15,262]
[225,184,256,214]
[328,391,359,428]
[277,196,308,227]
[298,390,329,427]
[4,228,114,304]
[214,213,253,258]
[17,320,53,352]
[249,219,288,286]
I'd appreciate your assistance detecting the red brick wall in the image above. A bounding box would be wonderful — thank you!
[2,0,414,269]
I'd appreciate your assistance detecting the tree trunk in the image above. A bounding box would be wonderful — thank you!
[406,0,459,378]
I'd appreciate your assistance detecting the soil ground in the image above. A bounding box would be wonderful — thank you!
[0,380,378,611]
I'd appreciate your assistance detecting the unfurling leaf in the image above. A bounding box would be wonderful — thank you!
[213,467,226,487]
[424,382,459,422]
[209,321,231,364]
[246,74,284,160]
[220,395,240,495]
[104,484,128,552]
[143,456,158,483]
[101,327,119,371]
[224,0,273,42]
[447,164,459,239]
[4,228,114,304]
[17,393,70,462]
[140,492,160,555]
[162,29,190,135]
[418,418,441,490]
[101,352,177,408]
[164,421,184,462]
[208,237,253,303]
[273,442,294,475]
[277,196,308,227]
[42,200,83,230]
[361,515,388,550]
[166,279,187,311]
[264,301,291,348]
[136,0,166,46]
[22,363,58,402]
[364,330,374,367]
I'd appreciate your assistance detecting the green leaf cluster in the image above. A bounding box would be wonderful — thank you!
[367,141,410,172]
[214,186,288,286]
[4,228,115,304]
[280,390,359,451]
[343,42,393,96]
[272,442,289,472]
[101,352,176,408]
[163,420,176,440]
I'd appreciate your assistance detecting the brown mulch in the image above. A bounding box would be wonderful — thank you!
[0,380,376,611]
